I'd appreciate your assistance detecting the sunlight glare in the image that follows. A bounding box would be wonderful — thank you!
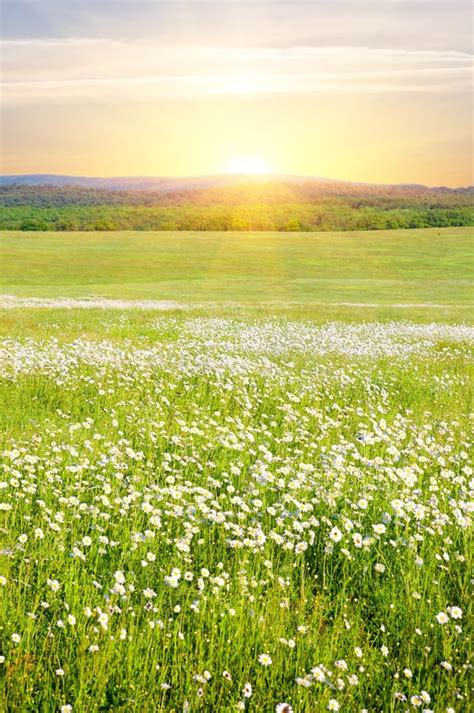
[226,157,271,175]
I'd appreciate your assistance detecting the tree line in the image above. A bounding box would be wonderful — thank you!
[1,182,472,232]
[1,203,472,232]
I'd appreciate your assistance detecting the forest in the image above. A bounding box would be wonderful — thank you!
[1,181,472,232]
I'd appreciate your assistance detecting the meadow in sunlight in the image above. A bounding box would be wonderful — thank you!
[1,229,472,712]
[2,0,473,710]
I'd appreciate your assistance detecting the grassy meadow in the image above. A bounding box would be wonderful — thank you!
[0,227,472,712]
[1,227,473,303]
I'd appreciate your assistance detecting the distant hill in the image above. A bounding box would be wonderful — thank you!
[0,174,228,192]
[1,173,472,194]
[0,173,312,192]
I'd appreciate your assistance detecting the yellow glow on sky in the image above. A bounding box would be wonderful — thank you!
[1,2,472,187]
[226,157,272,175]
[3,91,470,187]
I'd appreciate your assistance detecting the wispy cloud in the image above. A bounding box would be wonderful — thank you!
[2,41,472,103]
[3,1,472,54]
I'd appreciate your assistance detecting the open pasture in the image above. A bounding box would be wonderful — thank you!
[0,227,472,712]
[1,227,472,304]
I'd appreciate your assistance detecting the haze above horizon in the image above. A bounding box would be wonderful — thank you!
[1,1,472,187]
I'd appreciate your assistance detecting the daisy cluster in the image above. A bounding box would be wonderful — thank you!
[1,318,472,711]
[179,319,474,359]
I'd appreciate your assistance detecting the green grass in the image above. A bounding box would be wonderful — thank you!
[1,227,472,303]
[0,318,472,712]
[0,303,470,345]
[0,228,472,711]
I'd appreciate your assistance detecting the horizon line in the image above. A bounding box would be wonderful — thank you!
[1,172,473,191]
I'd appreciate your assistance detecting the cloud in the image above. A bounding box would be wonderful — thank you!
[1,41,472,103]
[2,1,473,54]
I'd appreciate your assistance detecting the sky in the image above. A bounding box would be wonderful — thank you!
[1,0,472,185]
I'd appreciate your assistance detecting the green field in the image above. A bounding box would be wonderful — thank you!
[1,227,472,304]
[1,227,472,712]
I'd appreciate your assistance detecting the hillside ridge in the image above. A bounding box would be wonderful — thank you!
[1,173,473,193]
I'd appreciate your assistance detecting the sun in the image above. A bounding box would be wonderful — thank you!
[225,157,271,175]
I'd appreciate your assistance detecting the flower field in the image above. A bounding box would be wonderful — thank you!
[1,315,472,712]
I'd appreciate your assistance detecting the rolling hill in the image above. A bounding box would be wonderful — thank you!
[1,173,473,194]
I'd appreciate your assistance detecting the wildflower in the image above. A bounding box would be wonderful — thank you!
[258,653,273,666]
[242,683,253,698]
[276,705,293,713]
[97,612,109,629]
[329,527,342,543]
[11,633,21,644]
[448,606,462,619]
[328,700,340,711]
[296,676,312,687]
[312,666,325,682]
[164,574,180,588]
[436,612,449,624]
